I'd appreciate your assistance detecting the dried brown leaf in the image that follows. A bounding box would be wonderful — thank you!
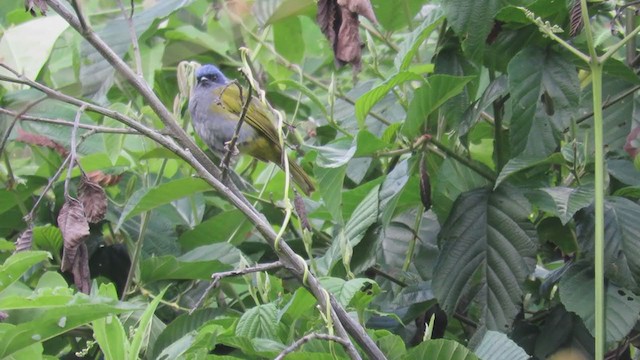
[24,0,47,16]
[14,224,34,253]
[86,170,123,187]
[317,0,339,47]
[72,243,91,294]
[79,176,107,223]
[336,7,362,69]
[294,192,311,231]
[337,0,377,24]
[16,129,68,157]
[569,0,583,37]
[419,157,431,210]
[58,196,89,271]
[624,126,640,158]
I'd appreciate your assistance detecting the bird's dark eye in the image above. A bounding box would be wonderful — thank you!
[211,74,218,81]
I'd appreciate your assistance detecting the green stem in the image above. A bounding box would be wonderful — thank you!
[428,138,496,182]
[402,205,424,272]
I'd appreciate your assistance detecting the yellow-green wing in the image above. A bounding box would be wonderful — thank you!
[217,84,282,149]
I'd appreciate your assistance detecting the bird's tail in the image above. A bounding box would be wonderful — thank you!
[287,156,315,195]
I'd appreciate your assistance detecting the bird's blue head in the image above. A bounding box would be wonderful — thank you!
[195,64,229,87]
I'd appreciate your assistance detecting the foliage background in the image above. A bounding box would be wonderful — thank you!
[1,0,640,359]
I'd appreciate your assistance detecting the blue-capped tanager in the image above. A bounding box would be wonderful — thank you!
[189,64,315,195]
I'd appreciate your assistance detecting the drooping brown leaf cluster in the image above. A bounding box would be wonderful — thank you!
[57,176,108,293]
[569,0,583,37]
[24,0,47,16]
[78,175,108,223]
[14,223,34,253]
[316,0,377,70]
[86,170,124,187]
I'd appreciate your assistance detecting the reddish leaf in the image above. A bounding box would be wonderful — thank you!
[24,0,47,16]
[624,126,640,158]
[16,129,68,156]
[86,170,123,187]
[337,0,377,23]
[336,7,363,70]
[78,175,107,223]
[569,0,583,37]
[72,243,91,294]
[58,196,90,271]
[14,224,33,253]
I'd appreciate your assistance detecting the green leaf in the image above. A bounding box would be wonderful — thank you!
[271,79,328,117]
[495,153,564,188]
[315,165,347,223]
[179,210,254,250]
[354,130,390,157]
[433,186,537,331]
[263,0,314,25]
[140,253,233,283]
[117,178,212,228]
[405,338,478,359]
[536,186,594,225]
[0,16,69,91]
[402,75,474,137]
[273,16,304,63]
[0,291,140,358]
[129,287,168,360]
[356,72,423,127]
[235,303,278,341]
[474,330,529,360]
[507,47,580,157]
[307,137,356,168]
[93,284,129,360]
[319,277,376,308]
[559,262,640,345]
[442,0,502,60]
[379,159,412,225]
[395,9,444,70]
[576,197,640,291]
[0,251,49,295]
[372,0,430,32]
[459,76,509,140]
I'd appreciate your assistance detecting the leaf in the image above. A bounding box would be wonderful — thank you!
[315,165,347,223]
[0,291,140,358]
[179,209,254,250]
[372,0,429,32]
[271,79,328,117]
[57,196,89,272]
[459,76,509,140]
[559,262,640,345]
[129,287,168,360]
[507,47,580,157]
[140,256,233,283]
[495,153,564,188]
[307,137,356,168]
[356,71,424,127]
[117,178,211,229]
[442,0,502,60]
[536,186,594,225]
[264,0,315,25]
[379,159,412,225]
[319,277,375,307]
[402,75,474,137]
[93,285,129,360]
[474,330,529,360]
[405,338,479,359]
[394,8,444,70]
[78,175,107,223]
[24,0,48,16]
[0,16,68,91]
[0,251,49,295]
[433,186,537,331]
[14,224,33,253]
[273,16,304,63]
[235,303,278,341]
[354,130,389,156]
[576,197,640,292]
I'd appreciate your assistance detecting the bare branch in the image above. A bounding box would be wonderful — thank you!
[274,333,353,360]
[115,0,143,77]
[191,261,284,313]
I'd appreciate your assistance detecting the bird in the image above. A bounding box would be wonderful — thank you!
[189,64,315,195]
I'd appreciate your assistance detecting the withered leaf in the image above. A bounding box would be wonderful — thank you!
[293,192,311,231]
[624,126,640,158]
[14,224,34,253]
[79,175,107,223]
[87,170,123,187]
[72,243,91,294]
[569,0,583,37]
[317,0,377,70]
[16,129,68,157]
[58,196,89,272]
[25,0,47,16]
[419,157,431,210]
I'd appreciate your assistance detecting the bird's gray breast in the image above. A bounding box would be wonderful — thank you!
[189,86,257,156]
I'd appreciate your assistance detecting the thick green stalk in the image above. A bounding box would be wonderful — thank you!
[591,59,605,360]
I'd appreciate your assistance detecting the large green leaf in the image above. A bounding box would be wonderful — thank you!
[442,0,502,60]
[474,330,529,360]
[402,75,474,137]
[0,251,49,295]
[372,0,430,32]
[319,277,376,308]
[433,186,537,331]
[405,338,478,359]
[273,16,304,63]
[235,303,279,341]
[93,284,129,360]
[559,262,640,345]
[507,47,580,158]
[394,8,444,70]
[576,197,640,291]
[535,186,595,225]
[0,290,140,358]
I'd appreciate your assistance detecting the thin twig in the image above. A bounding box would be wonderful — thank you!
[220,79,252,180]
[115,0,143,77]
[0,97,47,155]
[190,261,283,313]
[0,107,142,134]
[63,105,87,197]
[274,333,353,360]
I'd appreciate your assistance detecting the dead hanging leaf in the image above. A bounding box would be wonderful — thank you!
[72,243,91,294]
[624,126,640,158]
[78,175,107,223]
[317,0,378,70]
[14,224,34,253]
[86,170,123,187]
[58,196,90,272]
[569,0,583,37]
[24,0,47,16]
[16,129,68,157]
[293,192,311,231]
[419,156,431,210]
